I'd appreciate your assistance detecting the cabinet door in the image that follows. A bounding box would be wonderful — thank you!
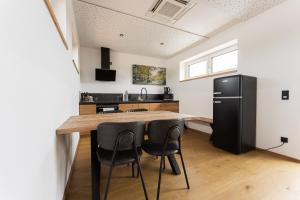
[79,105,96,137]
[79,105,96,115]
[149,103,161,111]
[119,103,139,112]
[160,103,179,112]
[138,103,150,110]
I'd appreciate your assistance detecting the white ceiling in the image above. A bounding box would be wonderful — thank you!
[73,0,287,58]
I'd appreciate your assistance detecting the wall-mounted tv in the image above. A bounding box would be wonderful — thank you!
[95,68,116,81]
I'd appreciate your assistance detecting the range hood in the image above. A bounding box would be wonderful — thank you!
[95,47,116,81]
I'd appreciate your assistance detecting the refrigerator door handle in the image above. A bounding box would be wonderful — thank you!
[214,96,243,99]
[214,101,222,104]
[213,92,222,95]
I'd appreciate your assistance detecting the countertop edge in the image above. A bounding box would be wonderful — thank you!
[79,100,179,105]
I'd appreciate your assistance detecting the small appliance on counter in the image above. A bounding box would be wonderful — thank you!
[81,92,94,102]
[124,90,129,101]
[163,87,174,100]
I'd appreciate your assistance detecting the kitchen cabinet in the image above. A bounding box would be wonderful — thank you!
[79,102,179,114]
[149,103,161,111]
[79,104,96,115]
[79,104,96,137]
[138,103,150,110]
[119,103,139,111]
[160,103,179,112]
[119,102,179,113]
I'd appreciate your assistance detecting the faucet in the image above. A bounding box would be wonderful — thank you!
[140,88,148,101]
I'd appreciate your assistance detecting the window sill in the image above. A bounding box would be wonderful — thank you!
[180,69,237,82]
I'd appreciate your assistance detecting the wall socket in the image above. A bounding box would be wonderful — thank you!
[281,137,288,143]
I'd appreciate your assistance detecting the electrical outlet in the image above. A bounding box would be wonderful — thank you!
[281,137,288,143]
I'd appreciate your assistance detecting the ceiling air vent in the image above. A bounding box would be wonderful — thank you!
[147,0,197,23]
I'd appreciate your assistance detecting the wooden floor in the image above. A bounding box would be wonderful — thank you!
[66,129,300,200]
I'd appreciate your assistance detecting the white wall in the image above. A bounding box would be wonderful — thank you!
[80,47,166,94]
[0,1,80,200]
[166,0,300,159]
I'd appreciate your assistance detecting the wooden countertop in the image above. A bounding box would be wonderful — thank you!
[56,111,198,135]
[188,117,213,124]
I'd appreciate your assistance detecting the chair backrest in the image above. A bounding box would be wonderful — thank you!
[97,121,145,151]
[147,119,184,146]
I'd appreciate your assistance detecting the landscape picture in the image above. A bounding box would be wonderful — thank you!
[132,64,166,85]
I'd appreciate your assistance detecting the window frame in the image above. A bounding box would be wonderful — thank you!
[182,44,238,81]
[210,45,238,74]
[185,57,208,79]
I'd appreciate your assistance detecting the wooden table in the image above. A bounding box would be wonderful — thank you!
[57,111,199,200]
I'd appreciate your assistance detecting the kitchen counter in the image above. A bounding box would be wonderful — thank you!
[80,100,179,105]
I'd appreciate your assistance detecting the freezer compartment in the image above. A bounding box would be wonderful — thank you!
[214,75,241,97]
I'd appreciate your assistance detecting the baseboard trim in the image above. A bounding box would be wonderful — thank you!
[256,147,300,163]
[62,137,80,200]
[187,128,300,163]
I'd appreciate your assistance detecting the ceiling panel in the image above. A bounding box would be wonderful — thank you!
[74,0,203,58]
[199,0,287,21]
[73,0,288,58]
[175,2,236,36]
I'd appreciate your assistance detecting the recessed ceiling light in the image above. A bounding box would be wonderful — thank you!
[119,33,125,37]
[160,42,164,45]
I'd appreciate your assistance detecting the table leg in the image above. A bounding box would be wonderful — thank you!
[90,130,100,200]
[167,155,181,175]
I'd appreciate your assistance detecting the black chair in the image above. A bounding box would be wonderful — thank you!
[142,119,190,200]
[97,121,148,200]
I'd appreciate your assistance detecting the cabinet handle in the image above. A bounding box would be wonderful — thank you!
[214,101,222,104]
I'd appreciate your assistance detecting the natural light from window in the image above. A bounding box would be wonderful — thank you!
[212,50,238,73]
[188,61,207,78]
[180,40,238,81]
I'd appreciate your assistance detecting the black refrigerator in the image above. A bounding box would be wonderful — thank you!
[213,75,257,154]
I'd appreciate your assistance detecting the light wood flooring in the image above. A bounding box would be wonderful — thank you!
[66,129,300,200]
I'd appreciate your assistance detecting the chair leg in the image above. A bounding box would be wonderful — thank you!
[157,156,164,200]
[137,157,141,178]
[132,163,135,177]
[134,152,148,199]
[179,151,190,189]
[104,164,114,200]
[137,164,140,178]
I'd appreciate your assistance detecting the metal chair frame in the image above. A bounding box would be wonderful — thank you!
[97,129,148,200]
[151,124,190,200]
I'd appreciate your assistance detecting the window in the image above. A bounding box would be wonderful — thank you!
[180,41,238,81]
[212,50,238,73]
[187,60,207,78]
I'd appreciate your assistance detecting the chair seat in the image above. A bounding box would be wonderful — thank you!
[97,148,142,166]
[142,140,179,156]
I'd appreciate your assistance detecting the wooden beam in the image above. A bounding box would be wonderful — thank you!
[44,0,69,50]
